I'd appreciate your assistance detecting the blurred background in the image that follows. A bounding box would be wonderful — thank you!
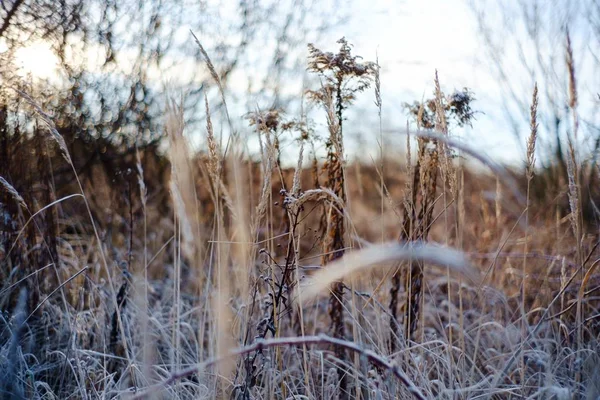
[1,0,598,166]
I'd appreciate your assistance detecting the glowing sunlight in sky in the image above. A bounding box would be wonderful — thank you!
[14,41,59,81]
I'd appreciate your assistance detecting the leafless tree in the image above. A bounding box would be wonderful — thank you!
[0,0,346,146]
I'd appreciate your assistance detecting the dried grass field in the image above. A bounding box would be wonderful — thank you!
[1,36,600,399]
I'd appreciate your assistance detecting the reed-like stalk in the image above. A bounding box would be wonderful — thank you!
[307,37,374,398]
[521,82,538,386]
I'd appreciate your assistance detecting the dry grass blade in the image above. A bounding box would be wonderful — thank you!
[4,193,83,261]
[13,88,72,164]
[302,241,478,300]
[190,31,229,119]
[0,176,28,211]
[579,258,600,301]
[190,30,235,157]
[285,187,344,214]
[0,263,53,297]
[250,114,276,238]
[23,266,89,324]
[166,99,201,262]
[291,140,304,196]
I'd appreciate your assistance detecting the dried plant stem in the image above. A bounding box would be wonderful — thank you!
[131,334,427,400]
[191,30,235,156]
[323,139,348,391]
[383,128,526,207]
[307,38,377,397]
[390,130,419,350]
[521,82,538,386]
[565,31,584,379]
[390,108,440,349]
[375,53,384,245]
[404,147,438,340]
[434,71,456,383]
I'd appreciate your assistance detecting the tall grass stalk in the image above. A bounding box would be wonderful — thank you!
[522,82,538,387]
[565,30,585,386]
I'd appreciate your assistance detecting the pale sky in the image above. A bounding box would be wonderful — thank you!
[314,0,598,168]
[300,0,523,166]
[7,0,596,169]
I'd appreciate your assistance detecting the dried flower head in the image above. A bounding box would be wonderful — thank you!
[307,37,375,110]
[526,83,538,180]
[405,88,476,130]
[247,109,281,133]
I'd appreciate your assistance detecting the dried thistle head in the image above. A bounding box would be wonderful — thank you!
[447,89,476,126]
[280,116,315,141]
[405,88,476,130]
[308,37,373,79]
[247,109,281,133]
[306,37,375,110]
